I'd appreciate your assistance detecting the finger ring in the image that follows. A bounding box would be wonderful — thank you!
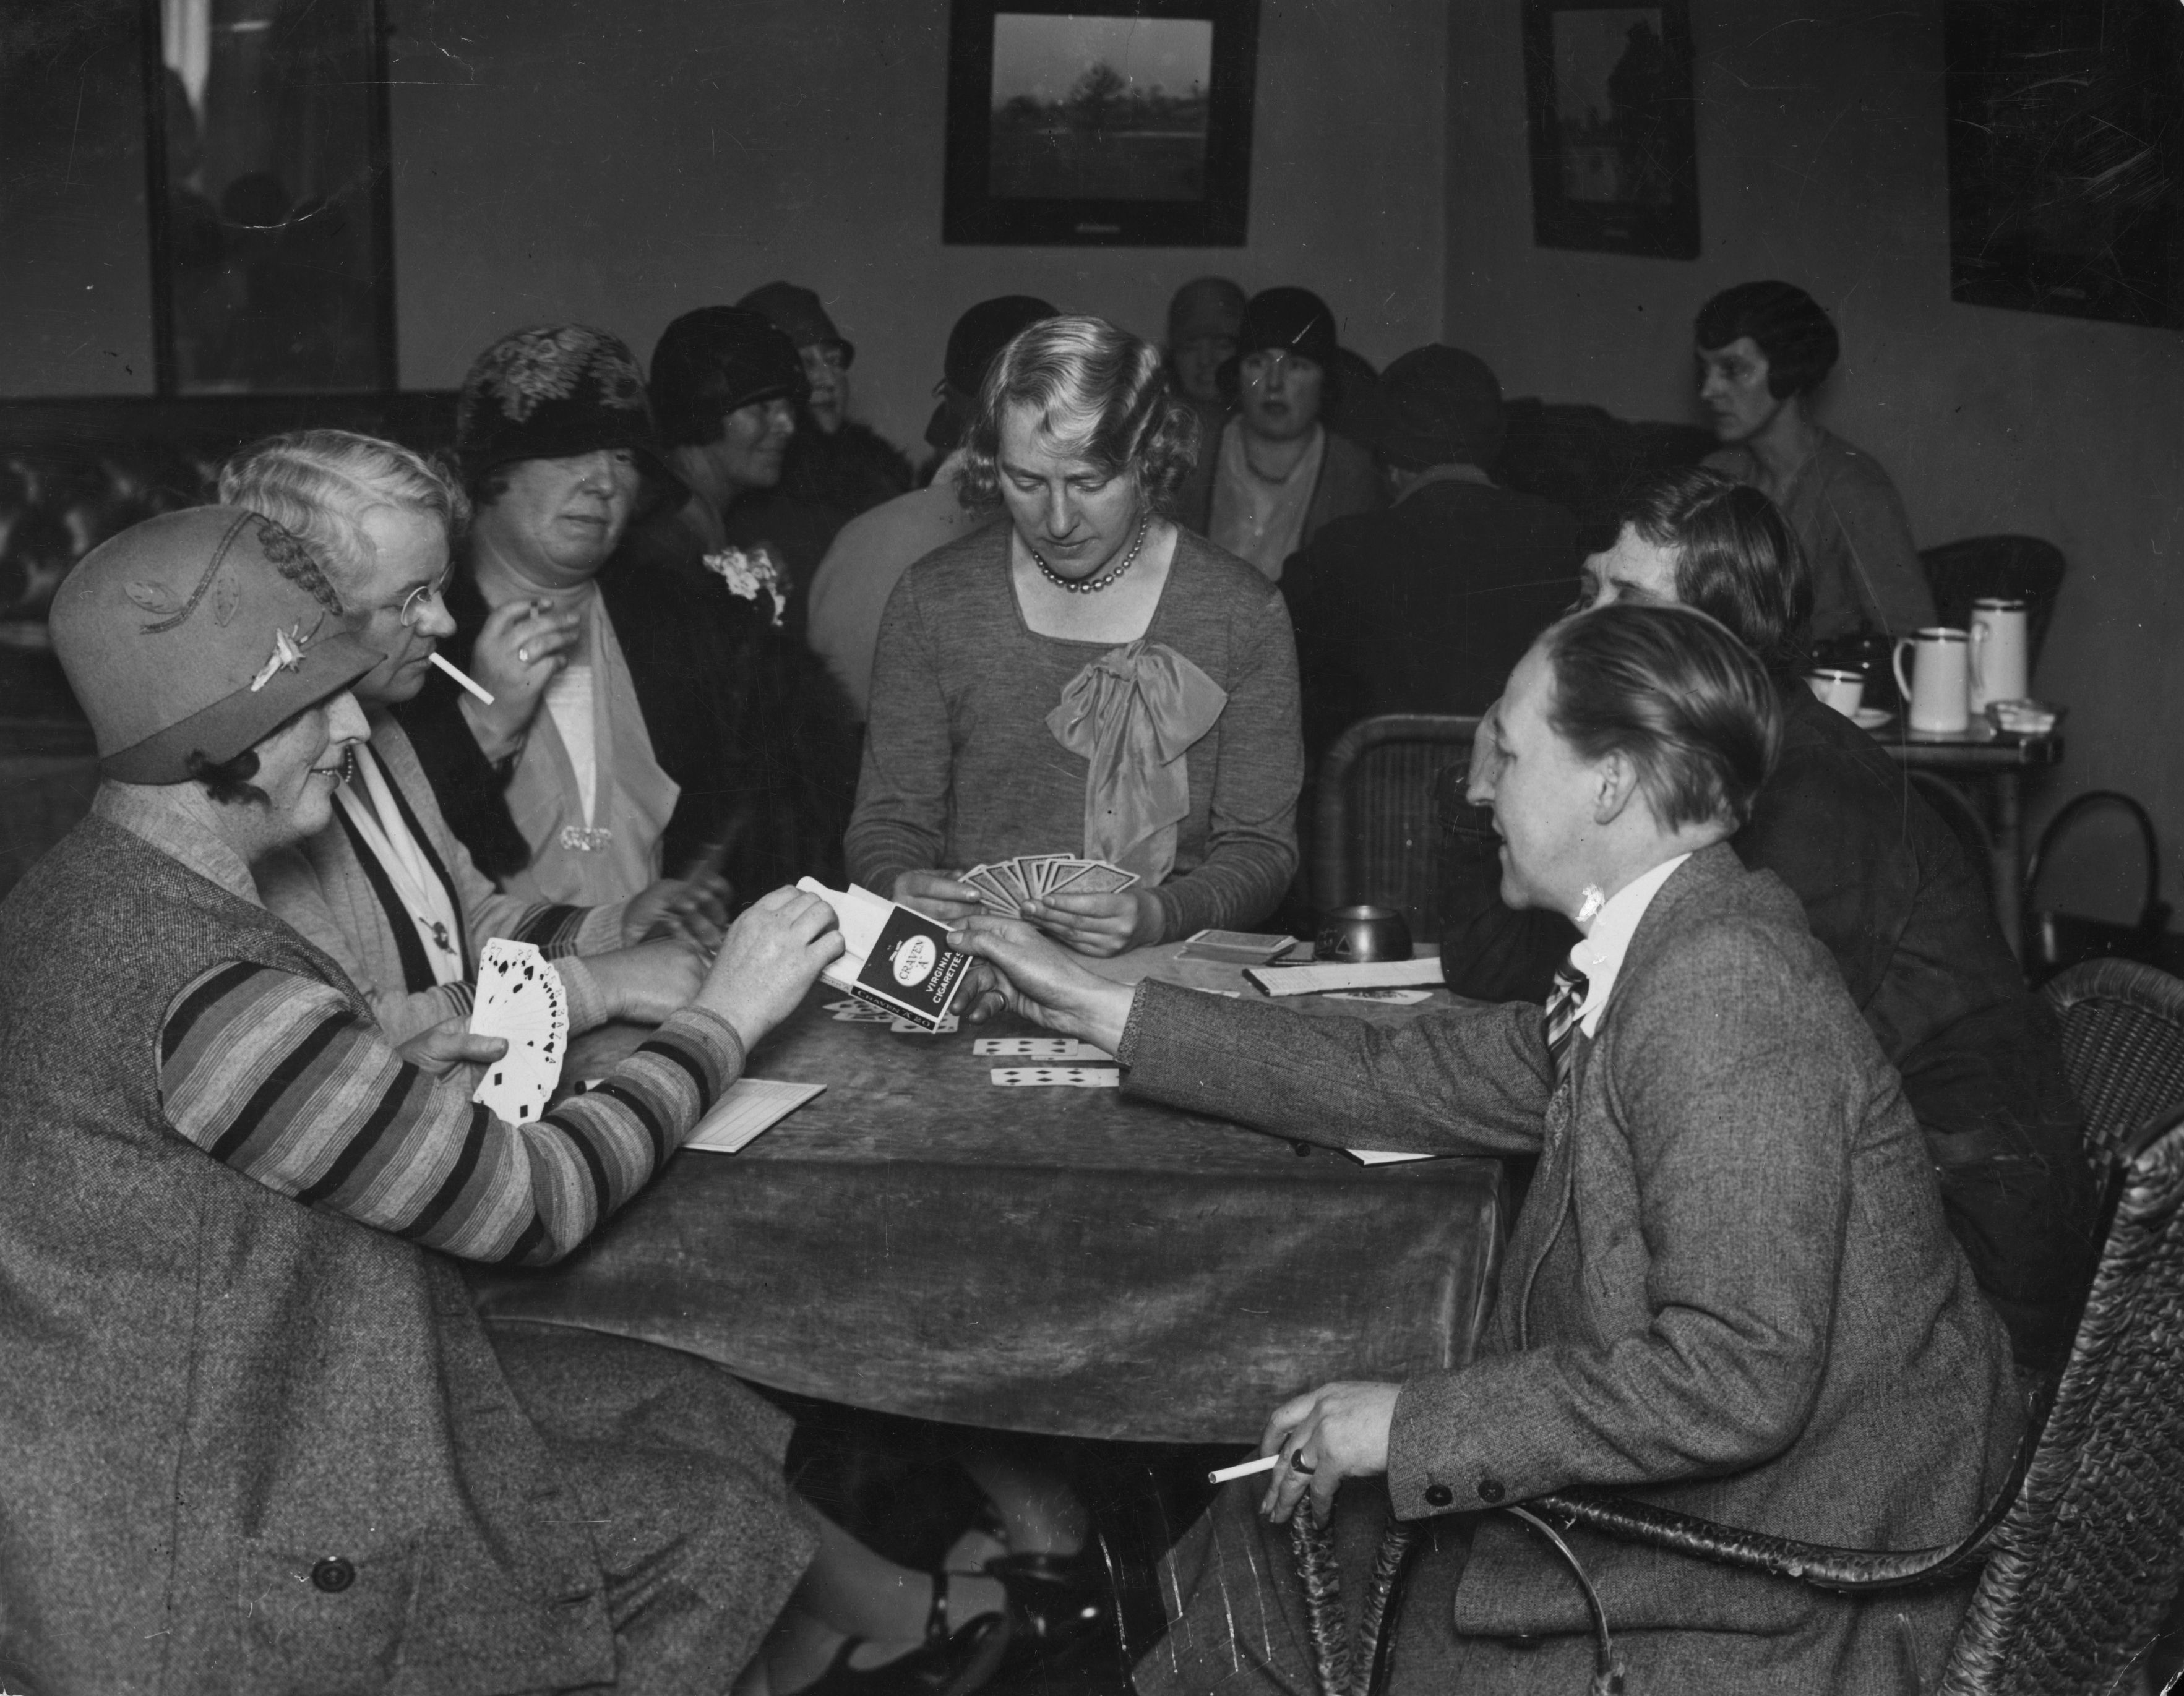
[518,647,530,663]
[1289,1454,1317,1475]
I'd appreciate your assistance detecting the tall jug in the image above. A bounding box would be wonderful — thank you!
[1891,627,1971,733]
[1969,598,2029,713]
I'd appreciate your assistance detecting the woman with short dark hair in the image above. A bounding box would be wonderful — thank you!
[846,314,1304,956]
[1693,279,1933,640]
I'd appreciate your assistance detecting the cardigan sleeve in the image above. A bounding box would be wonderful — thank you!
[845,570,955,894]
[158,961,742,1266]
[1143,579,1303,939]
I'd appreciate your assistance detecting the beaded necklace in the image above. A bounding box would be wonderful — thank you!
[1030,515,1150,594]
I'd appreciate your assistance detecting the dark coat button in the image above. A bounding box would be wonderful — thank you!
[1477,1477,1507,1504]
[1424,1483,1454,1508]
[311,1556,356,1594]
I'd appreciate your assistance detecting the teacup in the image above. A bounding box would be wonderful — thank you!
[1315,905,1412,964]
[1805,668,1865,717]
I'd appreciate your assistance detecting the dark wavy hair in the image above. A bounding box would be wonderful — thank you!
[1540,601,1781,833]
[186,747,267,807]
[956,315,1199,515]
[1693,281,1840,398]
[1617,466,1811,677]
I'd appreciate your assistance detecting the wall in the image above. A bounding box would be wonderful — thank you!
[384,0,1447,452]
[1443,0,2184,919]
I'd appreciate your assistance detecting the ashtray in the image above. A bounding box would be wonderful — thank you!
[1986,699,2063,736]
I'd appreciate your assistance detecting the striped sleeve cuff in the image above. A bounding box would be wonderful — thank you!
[575,899,630,954]
[512,902,591,957]
[554,956,608,1036]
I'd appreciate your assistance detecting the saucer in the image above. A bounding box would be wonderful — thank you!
[1851,707,1894,730]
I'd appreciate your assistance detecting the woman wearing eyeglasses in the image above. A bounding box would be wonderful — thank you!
[228,429,721,1051]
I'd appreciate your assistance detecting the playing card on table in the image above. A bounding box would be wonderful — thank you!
[890,1013,960,1034]
[974,1037,1112,1061]
[825,997,896,1024]
[990,1066,1121,1087]
[469,938,569,1124]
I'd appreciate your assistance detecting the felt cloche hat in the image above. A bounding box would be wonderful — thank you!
[50,507,380,784]
[454,323,677,495]
[924,294,1059,450]
[650,306,810,449]
[1216,286,1344,405]
[737,281,854,366]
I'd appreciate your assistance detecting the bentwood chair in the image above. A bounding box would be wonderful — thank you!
[1919,536,2068,677]
[1289,961,2184,1696]
[1312,714,1479,934]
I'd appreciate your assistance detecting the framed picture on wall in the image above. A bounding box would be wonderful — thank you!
[942,0,1259,246]
[1943,0,2183,331]
[1520,0,1700,260]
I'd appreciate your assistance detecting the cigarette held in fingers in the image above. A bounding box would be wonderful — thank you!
[1207,1455,1283,1484]
[430,652,495,705]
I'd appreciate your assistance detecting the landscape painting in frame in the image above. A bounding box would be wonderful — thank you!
[1522,0,1700,259]
[944,1,1258,246]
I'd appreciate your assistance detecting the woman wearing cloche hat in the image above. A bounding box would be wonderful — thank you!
[0,505,926,1689]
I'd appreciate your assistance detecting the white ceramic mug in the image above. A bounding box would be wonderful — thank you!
[1969,598,2029,713]
[1805,668,1865,716]
[1892,627,1971,733]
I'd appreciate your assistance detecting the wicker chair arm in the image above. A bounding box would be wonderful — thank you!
[1524,1484,2008,1596]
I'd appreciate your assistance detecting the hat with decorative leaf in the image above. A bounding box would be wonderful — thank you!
[50,507,381,783]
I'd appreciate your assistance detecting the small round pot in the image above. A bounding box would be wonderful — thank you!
[1315,905,1412,964]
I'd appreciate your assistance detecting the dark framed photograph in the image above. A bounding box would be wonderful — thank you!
[142,0,399,392]
[1521,0,1700,260]
[1943,0,2183,331]
[942,0,1260,247]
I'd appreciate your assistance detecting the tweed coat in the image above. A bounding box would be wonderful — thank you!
[0,816,813,1694]
[1122,844,2021,1694]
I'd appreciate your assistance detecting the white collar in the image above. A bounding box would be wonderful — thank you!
[1566,852,1692,1036]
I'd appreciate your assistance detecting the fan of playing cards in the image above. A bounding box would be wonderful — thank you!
[964,854,1137,918]
[467,938,569,1124]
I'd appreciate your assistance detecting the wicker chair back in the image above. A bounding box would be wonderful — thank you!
[2042,957,2184,1168]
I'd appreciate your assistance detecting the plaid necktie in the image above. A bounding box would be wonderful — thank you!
[1542,959,1590,1084]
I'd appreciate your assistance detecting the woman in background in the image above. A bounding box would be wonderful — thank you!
[848,314,1302,956]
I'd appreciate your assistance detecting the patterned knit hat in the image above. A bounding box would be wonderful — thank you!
[50,507,380,783]
[455,323,676,493]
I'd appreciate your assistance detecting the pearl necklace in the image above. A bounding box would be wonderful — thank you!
[1030,515,1149,594]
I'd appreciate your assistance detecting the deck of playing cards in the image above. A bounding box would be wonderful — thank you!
[797,878,974,1032]
[468,938,569,1124]
[963,853,1138,918]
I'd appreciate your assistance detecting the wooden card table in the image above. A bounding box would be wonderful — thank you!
[467,946,1504,1445]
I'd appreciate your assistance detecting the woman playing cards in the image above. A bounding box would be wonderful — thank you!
[0,509,1036,1695]
[847,314,1303,957]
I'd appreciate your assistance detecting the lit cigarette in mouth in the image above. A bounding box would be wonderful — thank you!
[430,651,495,705]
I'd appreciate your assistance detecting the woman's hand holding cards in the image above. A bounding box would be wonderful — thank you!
[698,886,846,1052]
[1025,888,1160,957]
[948,915,1137,1056]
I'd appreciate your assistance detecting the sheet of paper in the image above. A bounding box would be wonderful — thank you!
[684,1078,826,1154]
[1343,1148,1440,1166]
[1244,957,1444,998]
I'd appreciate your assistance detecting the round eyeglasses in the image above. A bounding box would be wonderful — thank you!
[398,575,450,628]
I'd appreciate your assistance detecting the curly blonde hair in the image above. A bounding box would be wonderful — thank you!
[217,429,470,601]
[956,315,1199,514]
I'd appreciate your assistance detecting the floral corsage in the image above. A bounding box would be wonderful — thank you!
[701,546,788,628]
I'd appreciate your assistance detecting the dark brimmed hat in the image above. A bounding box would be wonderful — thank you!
[1354,345,1506,471]
[1236,287,1339,369]
[737,281,854,366]
[924,294,1059,450]
[651,307,810,449]
[50,507,380,784]
[455,323,674,494]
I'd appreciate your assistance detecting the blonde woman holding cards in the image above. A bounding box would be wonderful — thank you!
[847,314,1303,957]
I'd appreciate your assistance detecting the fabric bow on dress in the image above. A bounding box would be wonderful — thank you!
[1047,638,1227,885]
